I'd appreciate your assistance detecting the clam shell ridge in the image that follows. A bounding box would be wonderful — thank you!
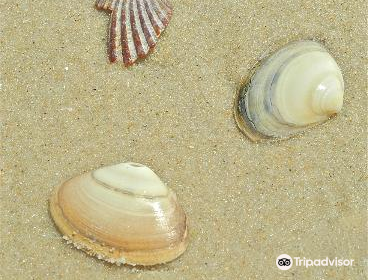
[234,40,344,141]
[49,162,188,266]
[95,0,173,66]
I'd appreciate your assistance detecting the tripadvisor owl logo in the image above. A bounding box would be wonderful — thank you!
[276,254,293,270]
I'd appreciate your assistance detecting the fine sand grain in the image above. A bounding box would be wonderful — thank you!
[1,0,367,279]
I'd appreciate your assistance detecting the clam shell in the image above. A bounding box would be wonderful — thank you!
[234,40,344,141]
[49,162,188,266]
[96,0,173,66]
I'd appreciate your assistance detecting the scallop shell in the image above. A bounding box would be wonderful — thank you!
[95,0,173,66]
[234,40,344,141]
[49,162,188,266]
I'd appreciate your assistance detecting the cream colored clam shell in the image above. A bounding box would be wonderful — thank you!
[49,162,188,266]
[234,40,344,141]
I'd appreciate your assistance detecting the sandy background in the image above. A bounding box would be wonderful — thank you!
[1,0,367,279]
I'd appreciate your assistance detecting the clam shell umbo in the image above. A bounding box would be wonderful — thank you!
[234,40,344,141]
[96,0,173,66]
[49,162,188,266]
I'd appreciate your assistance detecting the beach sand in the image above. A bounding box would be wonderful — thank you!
[1,0,366,279]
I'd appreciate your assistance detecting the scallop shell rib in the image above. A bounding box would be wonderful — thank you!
[95,0,173,66]
[49,163,188,266]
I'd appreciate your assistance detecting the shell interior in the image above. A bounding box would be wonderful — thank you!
[235,40,344,141]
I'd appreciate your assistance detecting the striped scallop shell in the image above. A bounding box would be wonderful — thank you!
[96,0,173,66]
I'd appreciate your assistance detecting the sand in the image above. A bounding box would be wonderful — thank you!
[1,0,367,279]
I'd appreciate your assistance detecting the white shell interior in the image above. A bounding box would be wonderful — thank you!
[241,40,344,138]
[93,162,168,197]
[273,50,344,125]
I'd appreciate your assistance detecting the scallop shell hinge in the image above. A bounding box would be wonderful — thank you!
[95,0,173,66]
